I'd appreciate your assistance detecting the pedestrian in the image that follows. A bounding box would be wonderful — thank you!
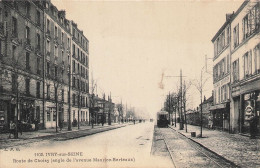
[34,118,39,131]
[9,120,16,138]
[91,117,94,128]
[17,120,22,135]
[59,120,64,131]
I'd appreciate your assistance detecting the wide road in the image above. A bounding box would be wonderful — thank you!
[1,122,171,168]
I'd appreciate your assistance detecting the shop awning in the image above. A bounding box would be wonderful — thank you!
[209,103,226,111]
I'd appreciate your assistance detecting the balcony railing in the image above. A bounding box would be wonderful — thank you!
[46,30,51,39]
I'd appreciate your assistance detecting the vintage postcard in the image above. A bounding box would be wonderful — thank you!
[0,0,259,168]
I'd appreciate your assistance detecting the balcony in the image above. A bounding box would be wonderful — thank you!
[54,36,59,45]
[35,45,43,57]
[46,51,51,61]
[24,39,33,52]
[60,42,65,50]
[61,61,65,70]
[46,30,51,39]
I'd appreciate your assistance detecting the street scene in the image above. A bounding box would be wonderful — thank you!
[0,0,260,167]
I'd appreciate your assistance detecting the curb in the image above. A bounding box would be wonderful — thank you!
[168,125,240,168]
[32,124,129,140]
[0,124,130,149]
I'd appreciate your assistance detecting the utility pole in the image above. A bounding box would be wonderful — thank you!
[165,69,186,130]
[180,69,184,130]
[184,80,187,132]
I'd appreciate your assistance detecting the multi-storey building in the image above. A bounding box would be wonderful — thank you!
[0,0,45,130]
[70,20,90,127]
[211,13,233,131]
[0,0,90,131]
[212,0,260,135]
[230,0,259,135]
[43,0,72,128]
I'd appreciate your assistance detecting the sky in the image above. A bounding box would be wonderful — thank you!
[52,0,243,119]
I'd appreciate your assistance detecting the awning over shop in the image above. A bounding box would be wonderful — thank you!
[209,103,226,111]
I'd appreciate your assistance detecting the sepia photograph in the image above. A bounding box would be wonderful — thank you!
[0,0,259,167]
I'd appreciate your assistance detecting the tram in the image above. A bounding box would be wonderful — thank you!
[157,111,169,128]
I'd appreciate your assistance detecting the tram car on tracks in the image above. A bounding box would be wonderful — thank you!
[157,111,169,128]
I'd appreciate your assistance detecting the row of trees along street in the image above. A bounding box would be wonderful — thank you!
[164,65,211,137]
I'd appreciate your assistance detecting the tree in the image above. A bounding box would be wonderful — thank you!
[191,67,211,137]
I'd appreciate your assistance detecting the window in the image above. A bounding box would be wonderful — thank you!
[72,77,75,87]
[25,2,30,17]
[26,52,30,70]
[61,32,64,43]
[47,85,50,99]
[25,26,30,43]
[12,17,17,37]
[232,59,239,82]
[0,8,2,22]
[242,14,249,40]
[47,110,50,121]
[72,44,75,56]
[54,66,58,77]
[73,94,76,105]
[25,78,30,95]
[243,51,252,77]
[67,38,70,49]
[36,33,40,50]
[68,91,70,103]
[55,26,58,37]
[54,46,58,57]
[72,60,75,72]
[47,62,50,75]
[233,24,239,49]
[55,87,58,100]
[226,26,230,45]
[61,89,64,102]
[37,57,41,74]
[36,81,40,98]
[254,44,260,73]
[77,48,79,59]
[12,45,16,59]
[36,10,40,25]
[47,40,50,52]
[47,19,50,32]
[11,74,17,92]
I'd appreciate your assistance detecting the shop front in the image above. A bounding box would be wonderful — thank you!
[240,91,260,135]
[209,102,230,131]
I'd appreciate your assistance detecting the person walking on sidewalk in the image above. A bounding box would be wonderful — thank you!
[59,120,64,131]
[9,120,16,138]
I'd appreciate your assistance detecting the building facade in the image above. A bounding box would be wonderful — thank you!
[212,0,260,135]
[211,12,233,131]
[230,0,260,135]
[0,0,90,131]
[0,0,45,130]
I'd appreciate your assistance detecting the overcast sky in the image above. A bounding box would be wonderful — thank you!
[52,0,242,118]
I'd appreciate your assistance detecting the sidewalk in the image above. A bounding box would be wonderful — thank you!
[169,124,260,168]
[0,122,131,149]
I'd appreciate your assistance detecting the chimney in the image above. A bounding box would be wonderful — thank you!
[226,12,234,21]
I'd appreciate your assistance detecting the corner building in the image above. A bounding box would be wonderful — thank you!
[212,0,260,135]
[0,1,45,128]
[230,0,260,135]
